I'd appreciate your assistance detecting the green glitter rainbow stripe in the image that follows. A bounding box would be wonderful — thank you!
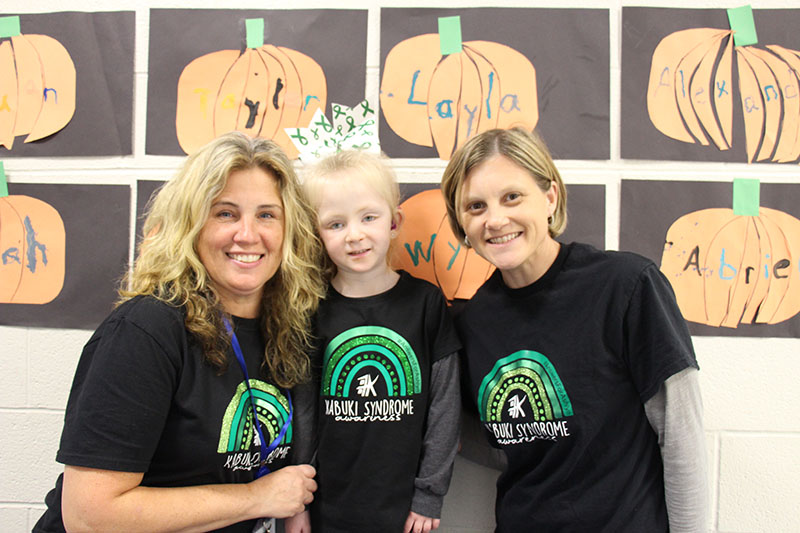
[322,325,421,397]
[217,380,292,453]
[477,350,573,423]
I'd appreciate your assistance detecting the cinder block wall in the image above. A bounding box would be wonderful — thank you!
[1,1,799,532]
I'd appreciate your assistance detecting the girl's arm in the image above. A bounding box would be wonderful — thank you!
[61,463,316,533]
[644,367,709,533]
[409,352,461,522]
[284,509,312,533]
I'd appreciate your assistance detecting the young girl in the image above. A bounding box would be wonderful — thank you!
[288,150,461,533]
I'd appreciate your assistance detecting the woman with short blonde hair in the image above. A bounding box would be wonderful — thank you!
[442,127,707,532]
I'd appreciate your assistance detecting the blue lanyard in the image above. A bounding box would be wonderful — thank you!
[223,317,292,479]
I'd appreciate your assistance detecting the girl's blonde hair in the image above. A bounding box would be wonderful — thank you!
[302,150,401,279]
[121,132,326,387]
[441,127,568,243]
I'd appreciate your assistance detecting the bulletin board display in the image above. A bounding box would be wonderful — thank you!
[379,7,610,161]
[620,179,800,337]
[622,7,800,164]
[0,11,134,156]
[146,9,368,158]
[0,183,130,329]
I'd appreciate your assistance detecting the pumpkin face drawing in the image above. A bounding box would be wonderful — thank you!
[648,26,800,163]
[0,195,66,304]
[390,188,494,300]
[660,202,800,328]
[175,18,327,158]
[380,30,538,160]
[0,16,77,150]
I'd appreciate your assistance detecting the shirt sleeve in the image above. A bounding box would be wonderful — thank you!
[410,352,461,519]
[624,263,698,403]
[57,313,180,472]
[290,374,319,466]
[426,286,462,363]
[644,367,709,532]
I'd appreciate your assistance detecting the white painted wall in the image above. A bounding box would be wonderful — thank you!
[1,1,799,532]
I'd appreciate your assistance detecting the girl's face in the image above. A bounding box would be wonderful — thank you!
[459,154,559,288]
[315,171,397,281]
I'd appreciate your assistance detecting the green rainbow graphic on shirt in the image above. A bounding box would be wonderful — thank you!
[218,380,292,453]
[322,325,422,397]
[478,350,573,423]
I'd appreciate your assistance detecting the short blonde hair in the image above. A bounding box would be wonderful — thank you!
[441,128,568,243]
[123,132,325,387]
[303,150,400,213]
[302,150,401,278]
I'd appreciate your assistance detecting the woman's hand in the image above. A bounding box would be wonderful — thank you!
[250,465,317,519]
[403,511,440,533]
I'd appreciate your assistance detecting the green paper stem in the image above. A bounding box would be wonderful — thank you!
[246,18,264,49]
[0,16,21,39]
[0,162,9,198]
[732,178,760,216]
[727,5,758,47]
[438,16,463,56]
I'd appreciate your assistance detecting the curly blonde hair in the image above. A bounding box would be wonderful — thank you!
[121,132,326,387]
[441,127,568,243]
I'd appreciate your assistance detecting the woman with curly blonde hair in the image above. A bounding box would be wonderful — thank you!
[35,132,326,533]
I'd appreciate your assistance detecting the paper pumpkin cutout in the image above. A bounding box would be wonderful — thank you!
[391,189,494,300]
[175,18,327,158]
[0,16,77,150]
[647,26,800,163]
[0,194,65,304]
[380,29,538,160]
[660,187,800,328]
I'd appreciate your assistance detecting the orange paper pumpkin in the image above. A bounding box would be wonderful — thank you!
[0,16,76,150]
[380,30,538,160]
[390,189,494,300]
[175,19,327,158]
[0,195,66,304]
[648,26,800,163]
[660,189,800,328]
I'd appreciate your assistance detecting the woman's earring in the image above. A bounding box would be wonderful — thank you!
[547,215,553,225]
[463,235,471,248]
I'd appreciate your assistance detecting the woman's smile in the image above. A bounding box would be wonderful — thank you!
[197,166,285,317]
[460,154,559,288]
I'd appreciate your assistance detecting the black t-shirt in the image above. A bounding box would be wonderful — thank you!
[457,243,697,532]
[310,272,461,532]
[34,296,293,533]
